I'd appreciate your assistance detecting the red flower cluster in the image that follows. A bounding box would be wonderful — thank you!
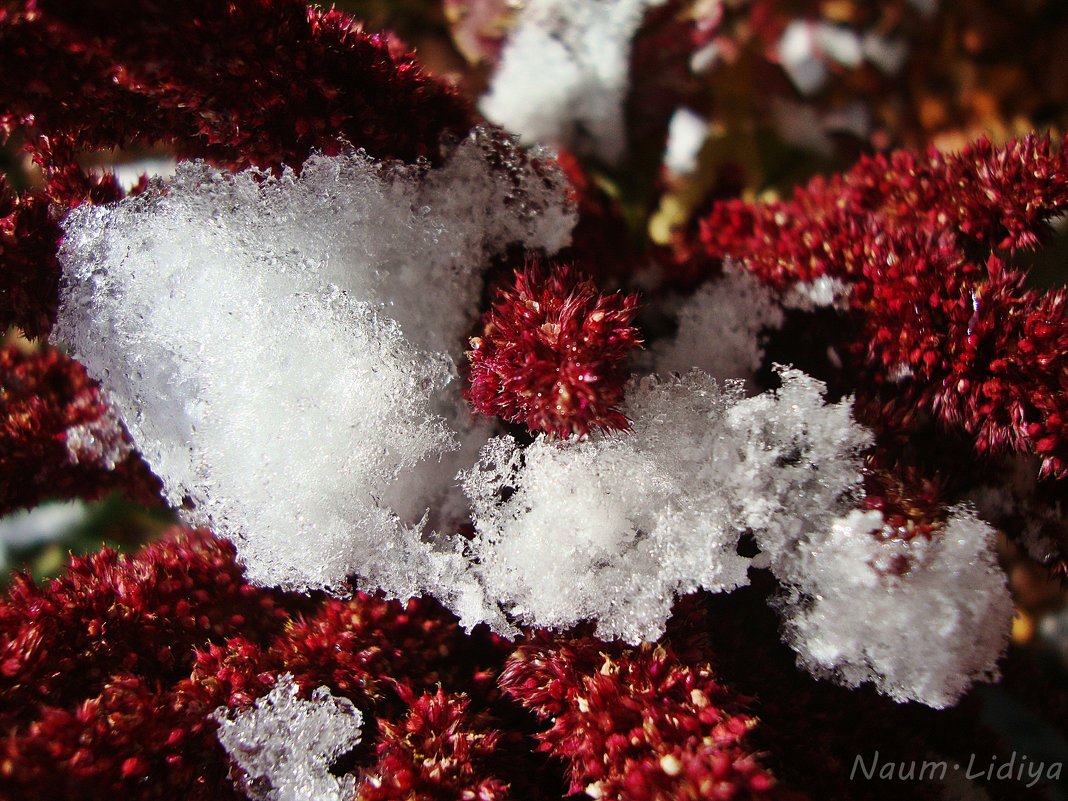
[2,1,1066,798]
[0,528,1043,801]
[0,0,471,174]
[500,633,789,800]
[467,261,642,438]
[699,134,1068,479]
[0,528,561,800]
[0,529,295,800]
[0,180,57,338]
[360,688,509,801]
[0,345,159,515]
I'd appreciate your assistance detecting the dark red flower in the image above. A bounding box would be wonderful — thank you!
[500,632,794,800]
[700,135,1068,287]
[467,260,642,438]
[0,179,60,338]
[359,688,511,801]
[697,134,1068,478]
[0,0,472,175]
[0,529,298,801]
[554,149,640,286]
[0,529,523,801]
[255,592,510,711]
[0,345,161,515]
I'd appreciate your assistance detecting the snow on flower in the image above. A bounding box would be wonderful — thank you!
[461,368,867,643]
[13,0,1068,798]
[52,134,1016,704]
[772,508,1012,709]
[53,128,575,597]
[650,267,785,386]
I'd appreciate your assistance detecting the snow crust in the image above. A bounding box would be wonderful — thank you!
[481,0,663,164]
[213,674,363,801]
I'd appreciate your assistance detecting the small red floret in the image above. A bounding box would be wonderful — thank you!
[466,260,642,438]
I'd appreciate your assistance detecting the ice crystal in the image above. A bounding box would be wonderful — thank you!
[213,674,363,801]
[651,268,784,385]
[65,405,134,470]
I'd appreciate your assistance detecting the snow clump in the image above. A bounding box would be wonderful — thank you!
[461,368,872,643]
[772,508,1012,708]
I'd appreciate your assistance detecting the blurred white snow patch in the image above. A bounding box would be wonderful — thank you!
[778,21,823,95]
[774,508,1012,708]
[481,0,665,164]
[111,158,178,191]
[214,674,363,801]
[54,128,573,597]
[770,97,835,157]
[771,97,872,158]
[664,108,708,175]
[461,367,870,643]
[0,500,89,571]
[909,0,940,17]
[651,268,784,386]
[823,101,872,140]
[782,274,851,311]
[862,32,909,75]
[778,21,863,95]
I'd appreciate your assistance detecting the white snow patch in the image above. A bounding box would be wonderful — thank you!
[65,403,133,470]
[782,274,851,311]
[461,368,871,643]
[652,268,784,385]
[664,108,708,175]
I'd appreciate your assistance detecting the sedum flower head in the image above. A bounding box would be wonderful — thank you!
[467,260,642,438]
